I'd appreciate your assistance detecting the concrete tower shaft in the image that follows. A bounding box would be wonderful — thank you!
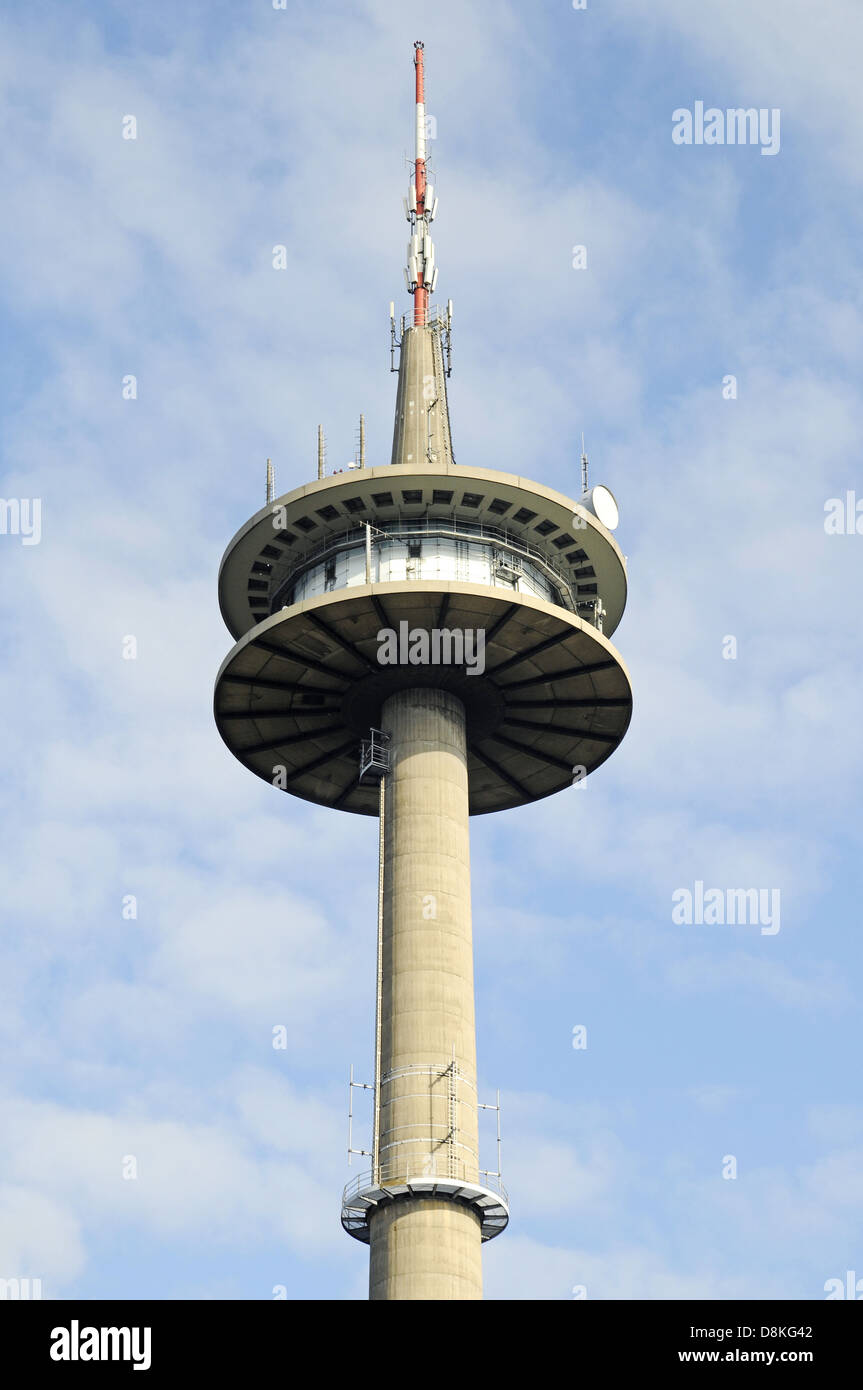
[369,687,483,1299]
[389,319,453,468]
[369,1199,482,1301]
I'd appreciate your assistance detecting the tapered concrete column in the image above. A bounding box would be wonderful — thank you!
[389,324,453,467]
[369,687,483,1301]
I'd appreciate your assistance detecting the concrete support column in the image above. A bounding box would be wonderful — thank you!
[389,324,453,468]
[368,687,483,1301]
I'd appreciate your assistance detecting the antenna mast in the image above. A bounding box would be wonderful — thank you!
[581,433,589,494]
[404,41,438,327]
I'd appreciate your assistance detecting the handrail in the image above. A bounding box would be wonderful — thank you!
[342,1156,508,1207]
[394,305,450,336]
[270,516,580,613]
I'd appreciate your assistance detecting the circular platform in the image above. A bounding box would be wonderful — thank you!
[217,462,628,642]
[341,1170,510,1244]
[214,580,632,816]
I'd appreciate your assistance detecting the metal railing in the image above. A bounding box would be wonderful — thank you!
[394,305,450,335]
[342,1154,508,1206]
[270,515,584,614]
[359,728,390,782]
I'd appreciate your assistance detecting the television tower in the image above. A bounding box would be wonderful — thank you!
[214,40,632,1300]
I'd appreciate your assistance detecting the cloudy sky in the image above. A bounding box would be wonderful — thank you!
[1,0,861,1300]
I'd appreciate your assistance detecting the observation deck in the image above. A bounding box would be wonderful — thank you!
[214,463,632,817]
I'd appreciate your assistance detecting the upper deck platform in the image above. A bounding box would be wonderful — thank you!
[218,462,628,642]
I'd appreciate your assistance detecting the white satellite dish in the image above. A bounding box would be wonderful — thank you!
[580,485,619,531]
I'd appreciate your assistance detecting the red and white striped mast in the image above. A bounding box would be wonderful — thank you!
[404,40,438,327]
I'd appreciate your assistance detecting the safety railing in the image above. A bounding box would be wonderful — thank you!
[342,1155,508,1207]
[270,515,584,615]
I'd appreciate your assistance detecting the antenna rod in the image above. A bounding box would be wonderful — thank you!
[404,41,437,328]
[359,413,366,469]
[413,42,427,327]
[266,457,274,504]
[317,424,325,480]
[581,433,589,494]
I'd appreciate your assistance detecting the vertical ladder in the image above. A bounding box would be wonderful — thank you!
[372,774,385,1184]
[447,1047,457,1179]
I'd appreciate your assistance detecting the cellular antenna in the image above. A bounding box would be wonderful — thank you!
[404,40,437,326]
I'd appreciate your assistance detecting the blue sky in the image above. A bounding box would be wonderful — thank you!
[1,0,861,1300]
